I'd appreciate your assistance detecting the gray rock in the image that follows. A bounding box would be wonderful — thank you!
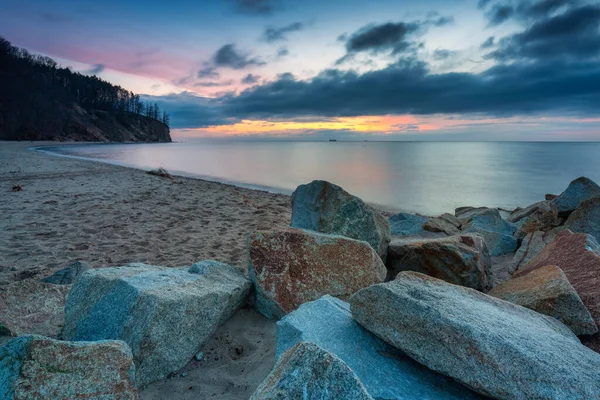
[564,197,600,241]
[508,201,561,240]
[388,213,427,236]
[248,229,386,319]
[455,206,489,222]
[423,213,461,235]
[277,295,482,400]
[291,180,391,260]
[63,262,251,387]
[386,234,493,291]
[509,231,554,274]
[488,265,598,336]
[350,271,600,400]
[553,176,600,216]
[462,208,517,256]
[0,335,137,399]
[250,341,373,400]
[41,261,90,285]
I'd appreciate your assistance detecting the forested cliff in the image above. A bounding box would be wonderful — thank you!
[0,36,171,142]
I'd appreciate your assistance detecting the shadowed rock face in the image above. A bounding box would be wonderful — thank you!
[489,265,597,336]
[276,295,483,400]
[508,201,561,240]
[564,197,600,240]
[63,262,251,387]
[250,342,373,400]
[248,229,386,319]
[388,213,428,236]
[423,213,461,235]
[461,208,517,256]
[386,234,493,291]
[509,231,554,274]
[291,180,391,260]
[41,261,90,285]
[0,335,137,399]
[515,230,600,352]
[350,272,600,400]
[553,177,600,216]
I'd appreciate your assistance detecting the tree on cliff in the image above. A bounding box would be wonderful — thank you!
[0,36,171,141]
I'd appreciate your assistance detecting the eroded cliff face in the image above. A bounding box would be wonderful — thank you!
[1,105,171,143]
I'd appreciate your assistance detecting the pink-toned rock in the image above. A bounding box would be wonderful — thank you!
[248,228,386,319]
[509,231,555,274]
[489,265,597,336]
[0,279,70,337]
[515,230,600,351]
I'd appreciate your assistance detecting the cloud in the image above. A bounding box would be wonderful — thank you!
[487,3,600,61]
[198,66,220,79]
[277,47,289,57]
[485,4,515,25]
[221,58,600,118]
[241,74,260,84]
[213,44,265,69]
[480,0,580,25]
[480,36,495,49]
[194,80,234,87]
[263,22,303,42]
[230,0,280,15]
[433,49,456,60]
[141,92,235,129]
[85,64,105,75]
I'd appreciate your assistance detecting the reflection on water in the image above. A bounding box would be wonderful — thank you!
[38,141,600,215]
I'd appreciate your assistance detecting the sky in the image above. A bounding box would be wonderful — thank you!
[1,0,600,140]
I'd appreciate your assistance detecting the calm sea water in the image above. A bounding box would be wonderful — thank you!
[37,141,600,216]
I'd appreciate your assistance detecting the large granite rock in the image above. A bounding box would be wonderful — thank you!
[277,295,482,399]
[0,335,137,399]
[0,279,70,338]
[41,261,90,285]
[553,176,600,216]
[63,261,251,387]
[291,180,391,260]
[423,213,461,235]
[386,234,493,290]
[509,231,554,274]
[250,342,373,400]
[388,212,427,236]
[515,230,600,352]
[455,206,489,223]
[248,229,386,319]
[564,197,600,240]
[508,201,561,240]
[351,272,600,399]
[489,265,597,335]
[462,208,517,256]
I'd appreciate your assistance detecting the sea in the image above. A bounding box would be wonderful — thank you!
[36,140,600,216]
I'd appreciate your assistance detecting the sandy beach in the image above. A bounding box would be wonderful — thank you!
[0,141,293,399]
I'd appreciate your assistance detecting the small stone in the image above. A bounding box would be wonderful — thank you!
[195,352,204,361]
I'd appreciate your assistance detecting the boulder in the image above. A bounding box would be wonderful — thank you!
[509,231,554,274]
[350,271,600,400]
[564,197,600,240]
[553,176,600,216]
[489,265,597,335]
[40,261,90,285]
[63,261,251,387]
[515,230,600,352]
[388,212,427,236]
[508,201,561,240]
[250,342,373,400]
[423,213,461,235]
[0,279,70,337]
[386,234,493,291]
[455,206,489,222]
[248,229,386,319]
[461,208,517,256]
[0,335,137,399]
[277,295,482,400]
[291,180,391,260]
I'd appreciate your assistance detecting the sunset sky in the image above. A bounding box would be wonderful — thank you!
[2,0,600,140]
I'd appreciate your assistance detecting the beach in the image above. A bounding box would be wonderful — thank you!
[0,141,291,399]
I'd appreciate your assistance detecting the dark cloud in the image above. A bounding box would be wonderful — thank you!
[480,36,495,49]
[434,16,455,26]
[488,3,600,61]
[194,80,234,87]
[263,22,303,42]
[486,4,515,25]
[241,74,260,84]
[141,92,235,129]
[198,66,220,79]
[222,59,600,118]
[213,44,265,69]
[480,0,580,25]
[230,0,280,15]
[85,64,105,75]
[433,49,456,60]
[277,47,289,57]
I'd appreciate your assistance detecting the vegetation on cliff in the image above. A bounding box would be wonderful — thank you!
[0,36,171,142]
